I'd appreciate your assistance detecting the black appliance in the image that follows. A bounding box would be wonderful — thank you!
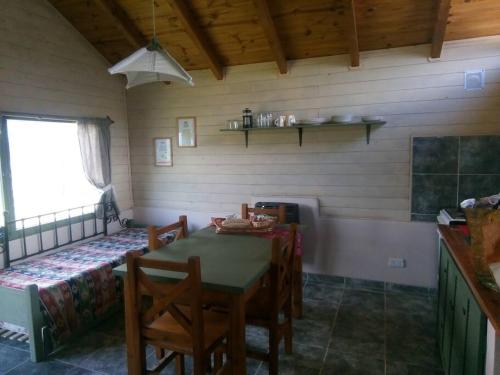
[254,202,300,224]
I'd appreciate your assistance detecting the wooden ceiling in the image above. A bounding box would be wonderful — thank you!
[48,0,500,79]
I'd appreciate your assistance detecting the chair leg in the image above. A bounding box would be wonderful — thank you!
[293,256,303,319]
[269,324,279,375]
[284,298,293,354]
[175,354,185,375]
[155,347,165,360]
[192,353,205,375]
[213,351,223,372]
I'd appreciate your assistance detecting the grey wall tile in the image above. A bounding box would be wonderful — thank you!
[411,174,458,214]
[459,136,500,174]
[412,137,459,174]
[458,174,500,202]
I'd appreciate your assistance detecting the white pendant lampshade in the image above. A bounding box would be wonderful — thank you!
[108,40,194,88]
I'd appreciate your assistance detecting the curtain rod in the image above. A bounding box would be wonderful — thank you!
[0,111,114,125]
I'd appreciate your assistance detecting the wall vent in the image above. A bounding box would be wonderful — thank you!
[464,69,485,91]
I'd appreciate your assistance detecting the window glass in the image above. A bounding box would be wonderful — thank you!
[6,118,100,224]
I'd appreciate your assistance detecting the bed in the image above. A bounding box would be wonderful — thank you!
[0,204,181,362]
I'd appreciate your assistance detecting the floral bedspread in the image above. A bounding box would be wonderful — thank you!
[0,228,175,346]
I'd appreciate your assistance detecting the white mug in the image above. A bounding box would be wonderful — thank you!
[274,116,286,127]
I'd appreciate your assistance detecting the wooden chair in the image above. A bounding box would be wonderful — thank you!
[241,203,286,224]
[214,224,297,375]
[148,215,188,251]
[242,203,303,318]
[125,253,229,375]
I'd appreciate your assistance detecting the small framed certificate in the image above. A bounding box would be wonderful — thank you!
[177,117,197,147]
[154,138,173,167]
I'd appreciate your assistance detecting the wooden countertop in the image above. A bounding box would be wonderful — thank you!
[438,225,500,333]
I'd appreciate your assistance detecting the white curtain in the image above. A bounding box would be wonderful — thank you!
[77,117,119,219]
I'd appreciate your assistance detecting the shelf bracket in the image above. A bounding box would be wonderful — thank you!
[366,124,371,144]
[298,128,303,147]
[244,130,249,148]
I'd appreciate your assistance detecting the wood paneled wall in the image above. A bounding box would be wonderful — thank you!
[127,37,500,221]
[0,0,133,211]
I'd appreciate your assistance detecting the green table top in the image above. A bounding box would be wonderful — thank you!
[113,226,272,294]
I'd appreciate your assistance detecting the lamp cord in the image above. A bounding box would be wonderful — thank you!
[152,0,156,40]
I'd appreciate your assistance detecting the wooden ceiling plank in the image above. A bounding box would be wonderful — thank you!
[167,0,224,80]
[94,0,147,49]
[430,0,452,58]
[345,0,360,67]
[252,0,287,74]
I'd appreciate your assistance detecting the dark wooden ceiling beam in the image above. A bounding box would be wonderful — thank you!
[94,0,147,49]
[430,0,452,58]
[345,0,360,67]
[252,0,287,74]
[167,0,224,80]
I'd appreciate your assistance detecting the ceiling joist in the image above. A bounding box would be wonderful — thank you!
[430,0,452,58]
[167,0,224,80]
[252,0,288,74]
[345,0,360,67]
[94,0,147,49]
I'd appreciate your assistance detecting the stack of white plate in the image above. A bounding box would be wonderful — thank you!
[361,115,384,122]
[298,117,328,125]
[331,115,355,124]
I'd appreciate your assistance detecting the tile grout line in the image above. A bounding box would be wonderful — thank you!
[0,341,30,353]
[384,291,388,375]
[2,358,30,375]
[319,285,345,375]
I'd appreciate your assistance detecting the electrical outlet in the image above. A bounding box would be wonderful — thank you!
[388,258,406,268]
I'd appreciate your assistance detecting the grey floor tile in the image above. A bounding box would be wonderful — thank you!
[345,278,385,292]
[386,293,436,315]
[293,318,332,349]
[54,331,128,375]
[306,273,345,288]
[386,361,444,375]
[4,359,94,375]
[385,283,430,296]
[94,314,126,339]
[386,320,441,369]
[303,283,343,305]
[323,350,385,375]
[0,337,30,352]
[302,298,339,323]
[331,311,385,358]
[258,346,323,375]
[341,290,385,314]
[0,344,30,374]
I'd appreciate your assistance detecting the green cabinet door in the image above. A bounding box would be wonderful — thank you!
[449,275,469,375]
[438,241,487,375]
[438,244,450,352]
[463,286,486,375]
[442,252,457,375]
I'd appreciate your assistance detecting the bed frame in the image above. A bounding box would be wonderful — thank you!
[0,203,118,362]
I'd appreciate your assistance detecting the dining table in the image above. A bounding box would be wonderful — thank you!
[113,225,275,375]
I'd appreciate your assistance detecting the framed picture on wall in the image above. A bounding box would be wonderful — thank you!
[154,137,173,167]
[177,117,197,147]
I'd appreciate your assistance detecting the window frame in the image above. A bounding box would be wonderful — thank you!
[0,112,104,234]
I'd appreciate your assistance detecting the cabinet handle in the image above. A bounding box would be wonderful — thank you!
[462,307,467,316]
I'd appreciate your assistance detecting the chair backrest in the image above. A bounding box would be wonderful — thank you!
[148,215,188,250]
[241,203,286,224]
[126,253,204,356]
[270,223,297,308]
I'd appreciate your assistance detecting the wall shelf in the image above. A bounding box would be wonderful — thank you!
[219,121,386,147]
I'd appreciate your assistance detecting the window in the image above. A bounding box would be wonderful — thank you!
[1,117,101,226]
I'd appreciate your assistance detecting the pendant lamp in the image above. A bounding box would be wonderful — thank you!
[108,2,194,88]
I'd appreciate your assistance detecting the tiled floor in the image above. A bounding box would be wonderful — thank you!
[0,275,443,374]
